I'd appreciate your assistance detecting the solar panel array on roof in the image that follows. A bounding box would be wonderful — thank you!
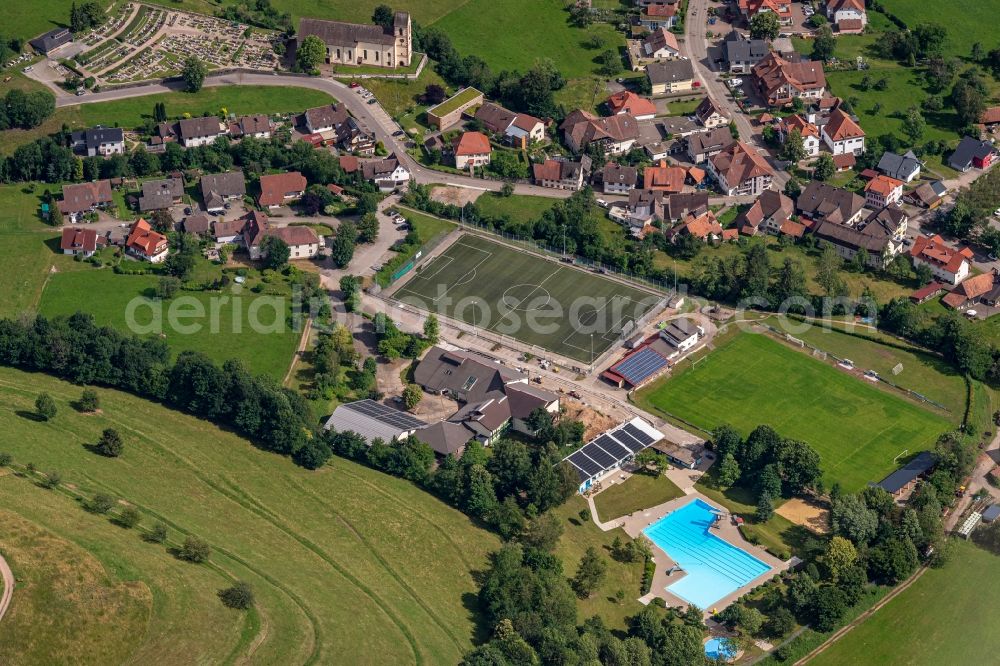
[348,399,427,430]
[562,419,665,483]
[568,450,602,480]
[598,435,633,458]
[586,439,620,468]
[612,428,646,454]
[611,347,669,386]
[623,422,654,446]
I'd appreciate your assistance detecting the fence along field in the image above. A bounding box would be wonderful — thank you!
[635,332,952,492]
[391,234,661,363]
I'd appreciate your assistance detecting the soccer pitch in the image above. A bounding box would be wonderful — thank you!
[392,234,661,363]
[635,333,951,491]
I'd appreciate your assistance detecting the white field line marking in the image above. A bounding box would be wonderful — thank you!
[487,266,564,333]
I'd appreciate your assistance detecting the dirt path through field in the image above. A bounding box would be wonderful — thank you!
[0,551,12,624]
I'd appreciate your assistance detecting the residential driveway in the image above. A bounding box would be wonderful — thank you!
[317,194,406,286]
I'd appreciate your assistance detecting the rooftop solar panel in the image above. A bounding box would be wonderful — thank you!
[612,347,669,386]
[569,451,603,478]
[583,441,618,468]
[609,429,645,454]
[622,422,654,446]
[598,435,634,459]
[348,399,427,429]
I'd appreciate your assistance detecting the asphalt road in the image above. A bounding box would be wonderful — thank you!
[55,73,581,199]
[684,0,789,190]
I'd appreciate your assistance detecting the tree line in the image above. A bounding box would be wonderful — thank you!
[0,312,333,468]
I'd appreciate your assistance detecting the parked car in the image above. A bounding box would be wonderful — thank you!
[595,198,608,207]
[728,78,743,88]
[692,81,701,88]
[349,81,360,88]
[367,98,377,105]
[392,130,405,137]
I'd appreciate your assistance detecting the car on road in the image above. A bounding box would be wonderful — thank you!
[595,198,607,207]
[392,130,405,137]
[367,98,377,104]
[560,257,574,263]
[568,390,582,399]
[23,66,32,72]
[349,81,360,88]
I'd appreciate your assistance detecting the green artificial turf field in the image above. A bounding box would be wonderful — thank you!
[635,333,952,491]
[811,539,1000,665]
[0,366,499,664]
[38,269,301,381]
[393,234,660,363]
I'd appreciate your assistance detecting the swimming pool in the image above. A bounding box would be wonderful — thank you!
[704,637,736,661]
[642,499,772,609]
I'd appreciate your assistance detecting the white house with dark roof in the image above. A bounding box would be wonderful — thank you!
[177,117,227,148]
[71,127,125,157]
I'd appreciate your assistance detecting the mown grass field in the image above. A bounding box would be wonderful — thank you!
[879,0,1000,58]
[811,539,1000,666]
[0,184,65,318]
[0,85,336,155]
[765,316,968,420]
[38,268,302,381]
[593,473,684,522]
[635,333,952,492]
[430,0,625,79]
[552,495,646,630]
[0,510,159,664]
[0,366,499,664]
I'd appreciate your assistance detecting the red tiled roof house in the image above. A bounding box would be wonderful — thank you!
[258,171,308,208]
[125,219,169,263]
[60,227,98,257]
[910,235,974,286]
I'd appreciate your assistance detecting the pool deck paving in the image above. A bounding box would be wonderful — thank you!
[598,490,792,616]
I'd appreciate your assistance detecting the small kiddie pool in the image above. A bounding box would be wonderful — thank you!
[704,637,736,661]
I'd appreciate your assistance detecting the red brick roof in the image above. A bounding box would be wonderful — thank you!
[981,106,1000,124]
[644,160,686,192]
[452,131,492,156]
[943,273,994,308]
[60,227,98,253]
[270,225,320,247]
[258,171,307,207]
[710,141,774,186]
[910,235,974,275]
[832,153,856,170]
[865,174,903,197]
[339,155,359,173]
[824,108,865,141]
[126,219,167,257]
[607,91,657,118]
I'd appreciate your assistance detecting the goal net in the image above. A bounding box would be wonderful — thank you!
[812,348,827,360]
[786,334,804,347]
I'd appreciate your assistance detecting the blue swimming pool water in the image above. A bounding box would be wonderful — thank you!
[704,637,736,661]
[642,499,772,609]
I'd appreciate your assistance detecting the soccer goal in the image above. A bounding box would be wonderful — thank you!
[786,334,804,347]
[892,363,904,376]
[812,348,827,361]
